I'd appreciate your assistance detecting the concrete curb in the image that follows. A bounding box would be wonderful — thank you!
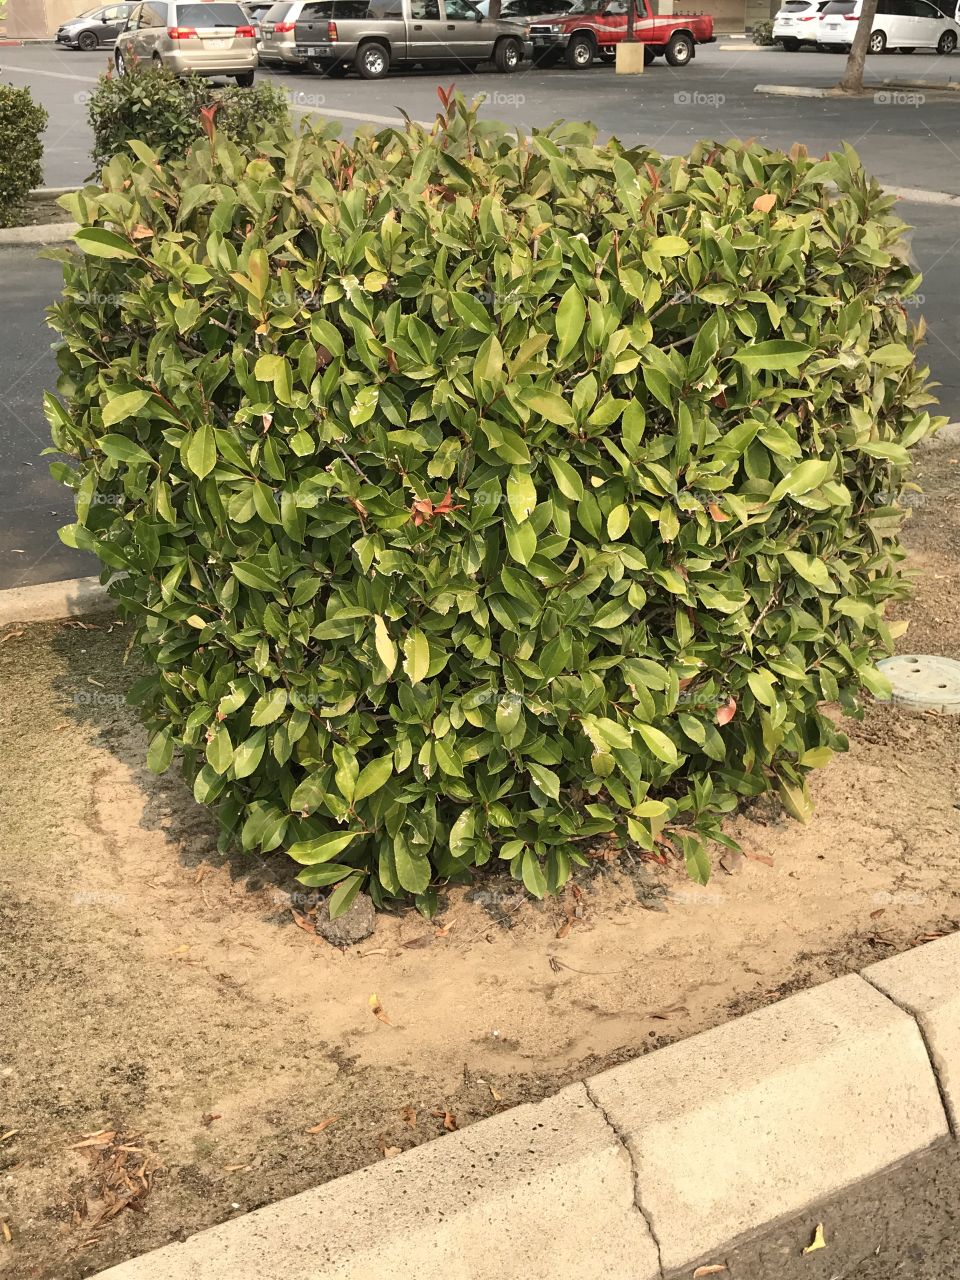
[0,574,113,626]
[0,220,77,246]
[754,81,831,98]
[89,934,959,1280]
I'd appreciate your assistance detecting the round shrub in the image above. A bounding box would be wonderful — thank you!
[0,83,47,227]
[46,95,941,915]
[87,62,291,172]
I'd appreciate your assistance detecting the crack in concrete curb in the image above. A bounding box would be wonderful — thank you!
[583,1079,665,1279]
[860,971,957,1140]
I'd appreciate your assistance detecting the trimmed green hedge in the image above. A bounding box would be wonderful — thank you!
[0,83,47,227]
[47,94,940,915]
[87,62,290,172]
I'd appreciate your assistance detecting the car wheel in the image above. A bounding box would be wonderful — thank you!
[937,29,957,52]
[235,70,255,85]
[869,29,886,52]
[356,39,389,78]
[643,44,657,63]
[152,51,162,66]
[77,29,99,50]
[115,48,127,74]
[599,47,615,62]
[494,36,522,70]
[665,31,693,65]
[565,32,595,67]
[780,36,800,50]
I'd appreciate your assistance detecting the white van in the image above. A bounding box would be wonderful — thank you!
[817,0,959,52]
[773,0,830,49]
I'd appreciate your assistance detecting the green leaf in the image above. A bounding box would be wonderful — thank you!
[295,863,355,888]
[527,761,560,800]
[354,755,393,802]
[546,454,584,501]
[185,423,217,480]
[100,434,154,467]
[607,504,630,540]
[328,872,365,918]
[732,341,812,373]
[251,689,287,726]
[233,728,267,779]
[395,835,431,894]
[521,849,547,899]
[434,737,464,777]
[73,227,137,259]
[555,284,586,361]
[507,467,537,524]
[287,832,359,864]
[637,723,679,766]
[522,389,575,426]
[403,628,430,684]
[103,390,151,428]
[373,614,397,676]
[146,726,174,774]
[232,561,278,593]
[205,725,233,775]
[769,459,833,503]
[652,235,690,257]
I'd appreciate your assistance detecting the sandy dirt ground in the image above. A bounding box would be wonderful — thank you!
[1,433,958,1280]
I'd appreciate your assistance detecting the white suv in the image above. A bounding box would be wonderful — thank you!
[817,0,959,51]
[773,0,829,48]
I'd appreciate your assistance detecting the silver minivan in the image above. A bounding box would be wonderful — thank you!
[258,0,311,65]
[115,0,259,82]
[293,0,531,77]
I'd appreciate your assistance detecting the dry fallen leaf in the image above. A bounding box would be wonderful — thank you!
[402,934,434,950]
[802,1222,827,1254]
[488,1084,503,1102]
[0,1131,19,1144]
[707,502,730,522]
[291,909,317,936]
[0,630,24,646]
[693,1266,728,1278]
[369,994,393,1025]
[743,850,775,868]
[870,908,885,920]
[304,1116,337,1135]
[382,1146,402,1158]
[200,1114,221,1127]
[719,850,744,875]
[431,1108,457,1132]
[401,1105,417,1128]
[69,1131,117,1150]
[1,1221,11,1244]
[753,192,777,213]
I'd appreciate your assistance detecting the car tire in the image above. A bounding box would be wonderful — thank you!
[937,29,957,52]
[494,36,522,70]
[665,31,693,64]
[77,29,99,50]
[115,48,127,74]
[643,44,657,63]
[780,37,800,50]
[868,29,886,52]
[356,39,389,78]
[565,32,595,67]
[235,70,255,85]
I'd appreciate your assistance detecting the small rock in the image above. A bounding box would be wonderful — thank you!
[315,892,376,946]
[720,850,744,875]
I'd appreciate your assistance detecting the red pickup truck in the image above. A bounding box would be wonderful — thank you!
[523,0,715,67]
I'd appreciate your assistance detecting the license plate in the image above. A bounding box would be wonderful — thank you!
[306,44,319,54]
[205,36,230,46]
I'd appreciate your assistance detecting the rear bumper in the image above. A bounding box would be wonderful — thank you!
[295,40,357,61]
[164,48,259,72]
[816,24,854,42]
[258,35,304,63]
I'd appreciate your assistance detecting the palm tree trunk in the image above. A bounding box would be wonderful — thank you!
[839,0,879,92]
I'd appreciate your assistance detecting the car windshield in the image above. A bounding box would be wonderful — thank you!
[177,1,248,19]
[74,6,103,14]
[263,1,295,15]
[560,0,628,12]
[821,0,855,10]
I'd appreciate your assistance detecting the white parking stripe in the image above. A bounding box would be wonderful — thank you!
[0,62,101,83]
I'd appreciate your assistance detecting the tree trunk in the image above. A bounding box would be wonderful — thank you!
[838,0,878,93]
[626,0,637,40]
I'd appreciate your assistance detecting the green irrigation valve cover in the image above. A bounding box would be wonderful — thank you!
[876,655,960,714]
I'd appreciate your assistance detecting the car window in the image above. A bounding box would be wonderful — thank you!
[600,0,629,13]
[444,0,478,15]
[176,1,248,20]
[782,2,813,10]
[138,2,165,24]
[409,0,440,15]
[125,2,142,24]
[821,1,856,13]
[913,0,941,15]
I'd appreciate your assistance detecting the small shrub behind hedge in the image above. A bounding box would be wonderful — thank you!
[0,83,47,227]
[752,19,776,44]
[48,95,941,914]
[87,63,291,171]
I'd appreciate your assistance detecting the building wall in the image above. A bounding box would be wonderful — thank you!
[6,0,82,38]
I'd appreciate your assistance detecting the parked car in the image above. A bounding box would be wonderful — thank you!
[258,0,311,65]
[525,0,714,67]
[499,0,573,14]
[817,0,959,50]
[241,0,275,42]
[772,0,829,48]
[114,1,259,82]
[294,0,531,78]
[55,2,135,48]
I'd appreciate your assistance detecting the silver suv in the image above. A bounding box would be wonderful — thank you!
[294,0,531,77]
[115,0,258,83]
